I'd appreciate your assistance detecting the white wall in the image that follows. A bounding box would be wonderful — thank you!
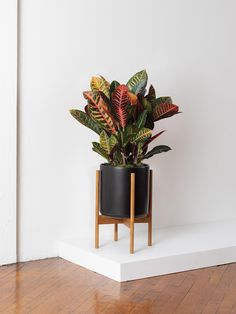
[19,0,236,260]
[0,0,17,265]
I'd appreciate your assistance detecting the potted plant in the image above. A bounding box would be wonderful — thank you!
[70,70,180,218]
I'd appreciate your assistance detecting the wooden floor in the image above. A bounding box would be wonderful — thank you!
[0,258,236,313]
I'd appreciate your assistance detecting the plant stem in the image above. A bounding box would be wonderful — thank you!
[121,152,126,166]
[133,144,138,165]
[120,129,126,166]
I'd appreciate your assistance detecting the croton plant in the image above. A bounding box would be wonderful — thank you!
[70,70,180,167]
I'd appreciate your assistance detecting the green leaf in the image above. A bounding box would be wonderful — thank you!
[100,131,118,155]
[69,109,102,135]
[146,85,156,103]
[143,145,171,159]
[92,142,109,160]
[153,96,172,106]
[136,110,148,129]
[110,80,120,94]
[142,98,152,113]
[145,114,155,130]
[137,142,144,164]
[127,70,148,94]
[100,130,110,154]
[113,150,123,164]
[109,135,118,151]
[123,124,138,145]
[132,128,152,143]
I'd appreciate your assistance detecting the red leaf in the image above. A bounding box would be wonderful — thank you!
[112,85,129,128]
[84,104,89,115]
[153,103,179,121]
[143,130,165,149]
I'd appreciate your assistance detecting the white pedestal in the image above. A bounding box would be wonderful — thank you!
[58,220,236,282]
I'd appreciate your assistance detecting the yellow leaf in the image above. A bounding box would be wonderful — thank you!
[127,92,138,105]
[90,76,110,99]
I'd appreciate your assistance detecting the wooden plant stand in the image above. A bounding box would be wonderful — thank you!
[95,169,153,254]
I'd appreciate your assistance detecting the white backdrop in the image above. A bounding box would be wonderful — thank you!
[0,0,17,265]
[19,0,236,261]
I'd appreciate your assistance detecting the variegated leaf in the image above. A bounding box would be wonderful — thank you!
[154,96,172,105]
[90,76,110,99]
[123,124,138,146]
[132,127,152,143]
[100,131,118,155]
[69,109,102,135]
[136,142,144,164]
[112,84,129,128]
[127,70,148,94]
[83,91,108,110]
[92,142,109,160]
[109,135,118,152]
[100,130,110,154]
[83,91,116,134]
[153,102,179,121]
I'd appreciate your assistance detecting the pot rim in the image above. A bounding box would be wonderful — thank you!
[100,163,149,169]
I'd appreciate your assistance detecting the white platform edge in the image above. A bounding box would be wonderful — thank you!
[59,242,236,282]
[58,221,236,282]
[120,246,236,281]
[59,241,121,281]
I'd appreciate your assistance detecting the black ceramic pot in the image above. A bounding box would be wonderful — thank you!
[100,163,150,218]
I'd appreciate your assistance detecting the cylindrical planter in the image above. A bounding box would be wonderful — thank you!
[100,163,150,218]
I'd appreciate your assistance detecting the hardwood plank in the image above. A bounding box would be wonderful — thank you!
[0,258,236,313]
[214,264,236,314]
[201,264,236,314]
[176,265,229,314]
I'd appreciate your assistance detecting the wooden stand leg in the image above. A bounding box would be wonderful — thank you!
[148,170,153,246]
[95,170,100,248]
[114,224,118,241]
[130,173,135,254]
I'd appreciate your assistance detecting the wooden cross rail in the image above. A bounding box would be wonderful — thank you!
[95,169,153,254]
